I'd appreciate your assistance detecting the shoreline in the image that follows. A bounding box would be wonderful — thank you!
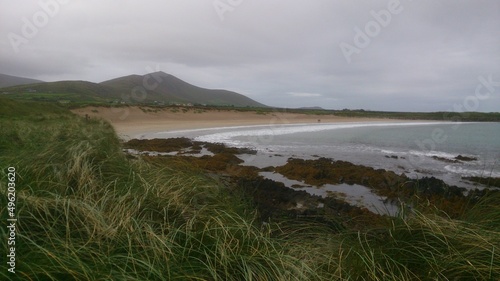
[122,137,499,219]
[72,106,426,140]
[73,106,498,191]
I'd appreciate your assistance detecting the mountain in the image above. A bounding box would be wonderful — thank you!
[0,73,44,88]
[0,72,266,107]
[100,72,265,107]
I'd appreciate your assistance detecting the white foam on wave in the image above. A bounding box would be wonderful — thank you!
[380,149,401,155]
[193,121,452,145]
[444,165,500,178]
[152,124,282,137]
[408,150,463,159]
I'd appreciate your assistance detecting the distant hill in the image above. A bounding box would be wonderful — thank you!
[0,81,118,104]
[0,73,44,88]
[299,106,324,110]
[0,71,266,107]
[101,72,265,107]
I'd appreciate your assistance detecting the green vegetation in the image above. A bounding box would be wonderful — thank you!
[0,81,117,107]
[329,109,500,122]
[1,96,499,280]
[0,71,266,108]
[3,91,112,106]
[3,80,499,121]
[0,97,309,280]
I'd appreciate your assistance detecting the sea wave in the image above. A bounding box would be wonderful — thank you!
[444,165,500,178]
[193,121,451,144]
[408,150,464,159]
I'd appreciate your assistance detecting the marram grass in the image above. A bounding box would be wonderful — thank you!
[0,106,317,280]
[0,99,499,280]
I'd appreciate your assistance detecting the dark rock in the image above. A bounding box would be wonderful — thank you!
[274,157,408,191]
[455,155,478,162]
[431,156,460,163]
[237,178,382,230]
[463,176,500,188]
[125,137,193,152]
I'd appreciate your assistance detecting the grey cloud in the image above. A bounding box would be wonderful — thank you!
[0,0,498,111]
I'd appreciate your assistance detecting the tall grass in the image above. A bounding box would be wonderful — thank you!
[283,200,499,281]
[0,98,499,280]
[0,103,317,280]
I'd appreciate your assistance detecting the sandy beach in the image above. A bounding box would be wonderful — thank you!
[72,106,404,140]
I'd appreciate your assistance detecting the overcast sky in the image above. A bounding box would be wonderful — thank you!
[1,1,499,111]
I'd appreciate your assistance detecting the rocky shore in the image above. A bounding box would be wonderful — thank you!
[124,138,499,226]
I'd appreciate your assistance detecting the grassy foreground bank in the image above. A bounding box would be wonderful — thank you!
[1,97,499,280]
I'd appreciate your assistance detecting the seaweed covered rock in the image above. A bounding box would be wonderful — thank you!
[125,137,197,152]
[408,177,466,198]
[198,153,243,170]
[463,176,500,188]
[204,142,257,155]
[455,155,478,162]
[275,157,408,192]
[237,178,383,230]
[274,157,495,218]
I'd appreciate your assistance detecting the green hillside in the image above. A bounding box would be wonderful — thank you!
[0,72,266,107]
[100,71,266,107]
[0,81,117,106]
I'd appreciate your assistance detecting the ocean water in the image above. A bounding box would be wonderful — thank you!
[145,121,500,212]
